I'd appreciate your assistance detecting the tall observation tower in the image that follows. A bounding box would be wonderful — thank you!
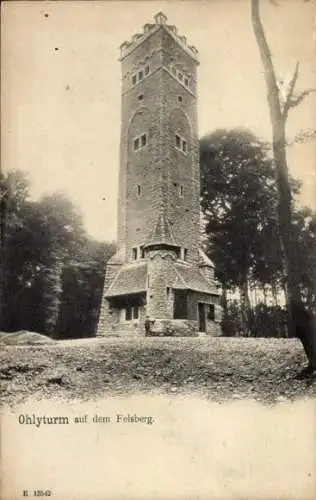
[97,12,222,337]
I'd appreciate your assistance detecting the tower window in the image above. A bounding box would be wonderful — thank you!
[180,247,188,261]
[179,185,184,197]
[166,287,170,297]
[132,65,150,87]
[133,133,147,151]
[140,246,145,259]
[138,93,144,101]
[132,247,138,260]
[169,65,191,88]
[175,134,187,154]
[137,184,142,197]
[178,95,183,103]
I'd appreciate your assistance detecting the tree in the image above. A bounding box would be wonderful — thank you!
[57,238,115,338]
[33,193,86,336]
[0,170,116,338]
[0,170,33,330]
[291,207,316,312]
[200,128,280,335]
[250,0,316,334]
[251,178,302,298]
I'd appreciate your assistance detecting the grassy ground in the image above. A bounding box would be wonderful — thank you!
[1,336,315,407]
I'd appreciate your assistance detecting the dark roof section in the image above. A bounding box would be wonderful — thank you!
[144,212,180,249]
[105,260,219,298]
[174,263,219,295]
[105,262,147,297]
[198,248,215,268]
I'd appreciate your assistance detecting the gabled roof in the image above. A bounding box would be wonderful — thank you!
[105,262,147,297]
[144,212,180,249]
[173,262,219,295]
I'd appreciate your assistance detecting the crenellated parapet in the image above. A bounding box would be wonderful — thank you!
[119,12,199,62]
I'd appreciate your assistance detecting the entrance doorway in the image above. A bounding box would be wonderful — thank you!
[198,303,206,332]
[174,290,188,319]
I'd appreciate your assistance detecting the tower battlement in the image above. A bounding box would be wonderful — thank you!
[119,12,199,62]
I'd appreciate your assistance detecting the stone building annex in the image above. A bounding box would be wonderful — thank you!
[97,12,222,337]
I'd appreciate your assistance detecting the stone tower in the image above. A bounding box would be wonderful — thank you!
[97,12,222,337]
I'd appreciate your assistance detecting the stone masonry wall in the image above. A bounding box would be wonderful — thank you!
[187,291,222,336]
[117,26,200,264]
[104,304,147,336]
[125,105,161,261]
[117,29,164,253]
[161,29,200,265]
[97,263,122,336]
[165,105,200,264]
[146,248,177,318]
[146,318,198,337]
[97,22,221,338]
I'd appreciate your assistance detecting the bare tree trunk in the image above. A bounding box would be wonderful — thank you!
[0,175,7,330]
[221,286,228,318]
[254,285,258,308]
[251,0,301,336]
[271,281,279,307]
[239,276,252,336]
[271,282,281,337]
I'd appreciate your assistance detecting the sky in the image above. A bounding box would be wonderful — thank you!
[2,0,316,242]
